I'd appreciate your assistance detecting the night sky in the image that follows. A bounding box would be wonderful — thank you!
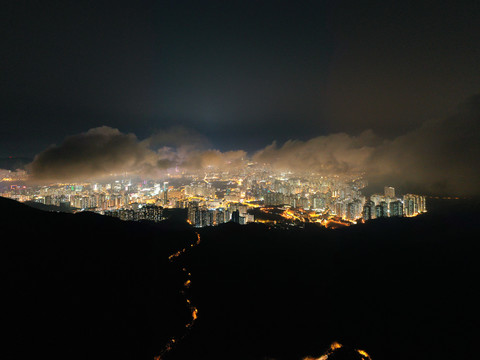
[2,1,480,194]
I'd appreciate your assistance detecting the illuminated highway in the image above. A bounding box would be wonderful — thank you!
[154,232,201,360]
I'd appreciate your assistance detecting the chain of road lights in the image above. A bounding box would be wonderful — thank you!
[303,342,373,360]
[154,232,201,360]
[153,234,372,360]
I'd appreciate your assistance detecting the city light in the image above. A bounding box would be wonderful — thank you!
[0,165,427,229]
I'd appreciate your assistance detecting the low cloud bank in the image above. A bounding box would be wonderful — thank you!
[369,94,480,195]
[26,126,246,183]
[252,131,378,174]
[27,127,164,182]
[26,95,480,196]
[253,94,480,196]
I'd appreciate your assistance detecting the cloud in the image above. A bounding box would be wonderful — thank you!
[26,126,247,183]
[368,94,480,195]
[27,127,168,182]
[253,131,379,174]
[146,127,246,170]
[25,94,480,196]
[252,94,480,196]
[180,149,247,170]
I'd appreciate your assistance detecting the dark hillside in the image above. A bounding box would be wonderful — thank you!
[170,203,480,360]
[1,196,195,360]
[2,197,479,360]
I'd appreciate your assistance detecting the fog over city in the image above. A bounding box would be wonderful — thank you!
[23,94,480,196]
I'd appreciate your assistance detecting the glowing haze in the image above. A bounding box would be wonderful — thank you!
[25,94,480,196]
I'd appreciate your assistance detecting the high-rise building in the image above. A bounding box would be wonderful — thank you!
[404,195,415,216]
[137,205,163,222]
[403,194,427,216]
[231,210,240,224]
[370,193,385,206]
[389,200,403,217]
[163,182,168,206]
[200,209,214,227]
[384,186,395,198]
[418,195,427,213]
[381,201,388,217]
[362,200,376,220]
[188,202,200,226]
[215,209,226,225]
[375,201,388,218]
[334,201,347,218]
[312,195,326,210]
[297,196,309,209]
[264,191,284,206]
[346,199,363,220]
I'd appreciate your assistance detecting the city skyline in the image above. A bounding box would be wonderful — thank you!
[1,166,428,230]
[2,1,480,197]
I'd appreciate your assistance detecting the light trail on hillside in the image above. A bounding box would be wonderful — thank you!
[154,231,374,360]
[303,342,373,360]
[154,232,201,360]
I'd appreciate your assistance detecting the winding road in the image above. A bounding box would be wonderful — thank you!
[304,342,373,360]
[153,231,373,360]
[154,231,201,360]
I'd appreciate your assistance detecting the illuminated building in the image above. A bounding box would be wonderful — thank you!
[224,209,231,222]
[375,201,388,218]
[389,200,403,217]
[231,210,240,224]
[362,200,376,220]
[370,193,385,206]
[264,191,284,206]
[334,201,347,218]
[418,195,427,213]
[297,196,309,209]
[104,205,163,222]
[45,195,54,205]
[188,202,200,226]
[215,209,226,225]
[403,194,427,216]
[163,181,168,206]
[104,209,134,221]
[228,203,248,217]
[384,186,395,198]
[3,168,428,229]
[312,195,326,210]
[245,214,255,223]
[200,209,214,227]
[137,205,163,222]
[346,199,363,220]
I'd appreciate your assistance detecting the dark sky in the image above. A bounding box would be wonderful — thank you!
[3,0,480,156]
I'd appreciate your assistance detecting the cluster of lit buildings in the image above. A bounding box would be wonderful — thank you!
[187,201,255,227]
[362,188,426,220]
[0,168,27,182]
[104,204,164,222]
[0,166,426,228]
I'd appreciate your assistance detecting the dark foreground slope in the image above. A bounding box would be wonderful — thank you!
[1,197,195,360]
[2,197,479,360]
[170,199,480,360]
